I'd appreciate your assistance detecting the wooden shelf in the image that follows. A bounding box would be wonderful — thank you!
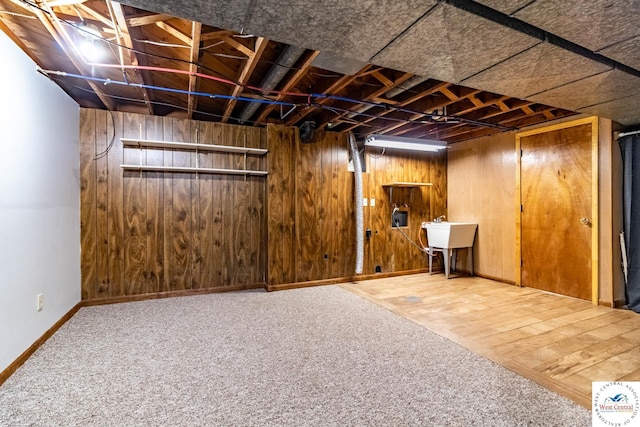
[382,182,433,187]
[383,182,432,206]
[121,138,268,176]
[121,165,268,176]
[121,138,268,155]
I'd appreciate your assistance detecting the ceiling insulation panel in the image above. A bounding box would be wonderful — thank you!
[598,35,640,70]
[513,0,640,52]
[121,0,252,32]
[245,0,438,60]
[579,94,640,127]
[462,43,612,99]
[528,69,640,112]
[371,3,539,83]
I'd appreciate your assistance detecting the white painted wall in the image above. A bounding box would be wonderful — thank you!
[0,31,81,373]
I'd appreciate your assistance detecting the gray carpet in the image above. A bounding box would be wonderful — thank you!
[0,285,590,426]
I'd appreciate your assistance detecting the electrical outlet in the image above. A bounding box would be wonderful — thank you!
[370,198,375,207]
[37,293,43,312]
[363,198,368,206]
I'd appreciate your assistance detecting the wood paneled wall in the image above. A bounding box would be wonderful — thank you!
[447,131,517,282]
[364,141,447,275]
[266,124,447,286]
[80,112,447,299]
[80,109,266,300]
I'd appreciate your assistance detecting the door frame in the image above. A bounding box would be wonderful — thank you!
[515,116,599,304]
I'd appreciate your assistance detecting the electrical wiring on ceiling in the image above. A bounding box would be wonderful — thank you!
[42,69,462,132]
[83,63,515,131]
[69,83,256,124]
[17,0,516,133]
[16,0,254,91]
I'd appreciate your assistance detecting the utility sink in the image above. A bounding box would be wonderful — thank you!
[422,222,477,249]
[421,222,477,278]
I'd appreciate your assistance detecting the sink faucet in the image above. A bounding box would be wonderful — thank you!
[434,215,446,223]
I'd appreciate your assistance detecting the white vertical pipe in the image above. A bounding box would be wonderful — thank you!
[349,133,364,274]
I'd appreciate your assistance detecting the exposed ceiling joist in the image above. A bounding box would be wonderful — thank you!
[221,35,253,58]
[221,36,268,123]
[107,0,153,114]
[31,2,115,110]
[155,20,190,45]
[125,12,171,27]
[45,0,85,6]
[187,21,202,117]
[0,0,591,141]
[75,3,114,29]
[284,64,374,126]
[340,82,452,133]
[317,72,415,130]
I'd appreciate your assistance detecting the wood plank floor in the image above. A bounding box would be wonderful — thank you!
[340,273,640,409]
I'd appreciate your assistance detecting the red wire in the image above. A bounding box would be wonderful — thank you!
[88,63,306,98]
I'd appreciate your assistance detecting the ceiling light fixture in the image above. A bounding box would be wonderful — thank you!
[76,22,105,62]
[364,134,448,152]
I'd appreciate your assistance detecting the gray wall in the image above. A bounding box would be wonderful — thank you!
[0,31,81,372]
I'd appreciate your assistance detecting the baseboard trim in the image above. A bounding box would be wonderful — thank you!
[267,269,428,292]
[614,298,627,308]
[599,298,628,309]
[0,302,83,387]
[474,273,516,286]
[82,283,267,306]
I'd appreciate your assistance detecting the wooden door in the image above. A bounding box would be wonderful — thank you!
[519,121,595,301]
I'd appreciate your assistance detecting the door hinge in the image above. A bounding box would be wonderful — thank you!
[521,259,524,267]
[520,149,523,157]
[520,204,524,212]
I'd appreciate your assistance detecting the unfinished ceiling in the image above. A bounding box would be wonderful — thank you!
[1,0,638,143]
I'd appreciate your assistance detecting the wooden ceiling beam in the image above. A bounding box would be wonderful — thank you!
[467,94,484,108]
[31,3,115,110]
[155,21,190,45]
[439,86,459,101]
[423,101,530,139]
[315,72,414,130]
[126,13,172,27]
[453,95,509,117]
[520,105,535,115]
[283,64,374,126]
[427,102,543,140]
[221,37,268,123]
[221,35,253,58]
[371,70,394,87]
[383,90,482,136]
[187,21,202,118]
[7,0,32,13]
[200,29,233,41]
[371,89,481,136]
[542,110,556,120]
[496,99,511,112]
[339,82,450,133]
[75,3,115,30]
[107,1,153,115]
[46,0,86,6]
[358,67,386,77]
[253,49,319,125]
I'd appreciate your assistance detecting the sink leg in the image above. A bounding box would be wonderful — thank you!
[444,249,452,279]
[452,249,457,272]
[469,246,474,276]
[428,247,433,274]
